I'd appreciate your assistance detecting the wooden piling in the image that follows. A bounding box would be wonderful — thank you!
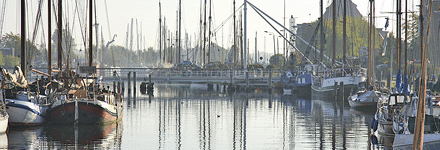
[133,72,136,98]
[127,72,131,98]
[340,82,344,103]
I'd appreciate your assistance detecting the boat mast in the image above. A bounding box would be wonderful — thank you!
[88,0,93,66]
[159,1,162,64]
[233,0,236,66]
[343,0,347,67]
[178,0,181,64]
[397,0,401,71]
[58,0,63,74]
[413,0,425,148]
[320,0,325,63]
[20,0,26,75]
[48,0,51,80]
[208,0,212,63]
[243,0,247,69]
[331,0,336,67]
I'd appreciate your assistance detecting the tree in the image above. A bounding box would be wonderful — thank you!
[269,54,285,67]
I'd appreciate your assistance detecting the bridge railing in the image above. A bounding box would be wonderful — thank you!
[96,68,284,79]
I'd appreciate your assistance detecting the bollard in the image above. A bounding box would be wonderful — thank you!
[246,71,249,90]
[334,82,338,101]
[269,70,272,88]
[340,82,344,103]
[133,72,136,98]
[128,72,131,98]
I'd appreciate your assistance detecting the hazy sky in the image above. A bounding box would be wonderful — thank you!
[3,0,417,56]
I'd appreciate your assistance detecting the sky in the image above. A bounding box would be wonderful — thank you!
[2,0,418,57]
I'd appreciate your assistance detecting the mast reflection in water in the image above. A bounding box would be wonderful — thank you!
[122,83,382,149]
[3,83,390,149]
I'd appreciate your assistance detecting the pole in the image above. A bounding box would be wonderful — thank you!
[243,0,247,70]
[332,0,336,67]
[273,35,275,56]
[397,0,401,70]
[178,0,181,63]
[233,0,236,66]
[343,0,347,65]
[20,0,26,75]
[89,0,93,66]
[159,2,162,64]
[320,0,325,63]
[413,0,425,148]
[48,0,51,80]
[255,32,257,64]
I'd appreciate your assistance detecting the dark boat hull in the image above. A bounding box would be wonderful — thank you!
[48,100,123,125]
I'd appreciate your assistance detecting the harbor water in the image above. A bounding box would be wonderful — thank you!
[3,82,391,149]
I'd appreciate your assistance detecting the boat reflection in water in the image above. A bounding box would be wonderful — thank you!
[44,122,122,149]
[0,133,6,149]
[7,127,43,149]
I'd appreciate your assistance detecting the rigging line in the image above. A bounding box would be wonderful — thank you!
[75,0,87,51]
[29,0,45,65]
[212,4,244,34]
[104,0,111,40]
[248,1,329,63]
[0,0,6,41]
[248,3,313,65]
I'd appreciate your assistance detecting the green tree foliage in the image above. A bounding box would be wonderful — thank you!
[269,54,285,67]
[297,17,383,66]
[4,55,19,67]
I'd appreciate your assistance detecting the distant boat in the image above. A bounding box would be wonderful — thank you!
[348,81,388,108]
[372,93,409,135]
[312,67,366,99]
[293,72,312,99]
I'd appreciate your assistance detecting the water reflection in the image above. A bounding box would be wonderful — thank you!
[4,83,394,149]
[44,122,123,149]
[6,122,122,149]
[122,83,387,149]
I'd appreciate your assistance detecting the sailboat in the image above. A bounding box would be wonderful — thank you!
[311,0,366,100]
[46,0,123,125]
[0,67,49,126]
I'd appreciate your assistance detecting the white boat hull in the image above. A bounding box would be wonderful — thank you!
[5,99,46,126]
[393,133,440,149]
[0,109,8,133]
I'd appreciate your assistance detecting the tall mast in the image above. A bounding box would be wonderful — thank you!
[159,2,162,64]
[343,0,347,66]
[404,0,408,78]
[208,0,212,63]
[94,0,99,67]
[320,0,325,63]
[58,0,63,72]
[397,0,401,70]
[243,0,247,69]
[332,0,336,66]
[413,0,425,148]
[178,0,181,63]
[48,0,51,80]
[20,0,26,74]
[203,0,207,65]
[164,17,167,63]
[233,0,236,66]
[88,0,93,66]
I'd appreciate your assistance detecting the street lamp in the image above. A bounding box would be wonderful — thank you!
[264,31,276,56]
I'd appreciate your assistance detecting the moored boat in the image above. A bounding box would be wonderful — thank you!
[47,75,123,125]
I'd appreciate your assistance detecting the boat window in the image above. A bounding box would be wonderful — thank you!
[397,96,405,103]
[302,78,306,83]
[389,96,396,105]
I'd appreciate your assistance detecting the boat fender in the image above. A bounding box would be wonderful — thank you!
[370,135,378,145]
[371,118,378,132]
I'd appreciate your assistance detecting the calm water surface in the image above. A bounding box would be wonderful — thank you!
[2,83,392,149]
